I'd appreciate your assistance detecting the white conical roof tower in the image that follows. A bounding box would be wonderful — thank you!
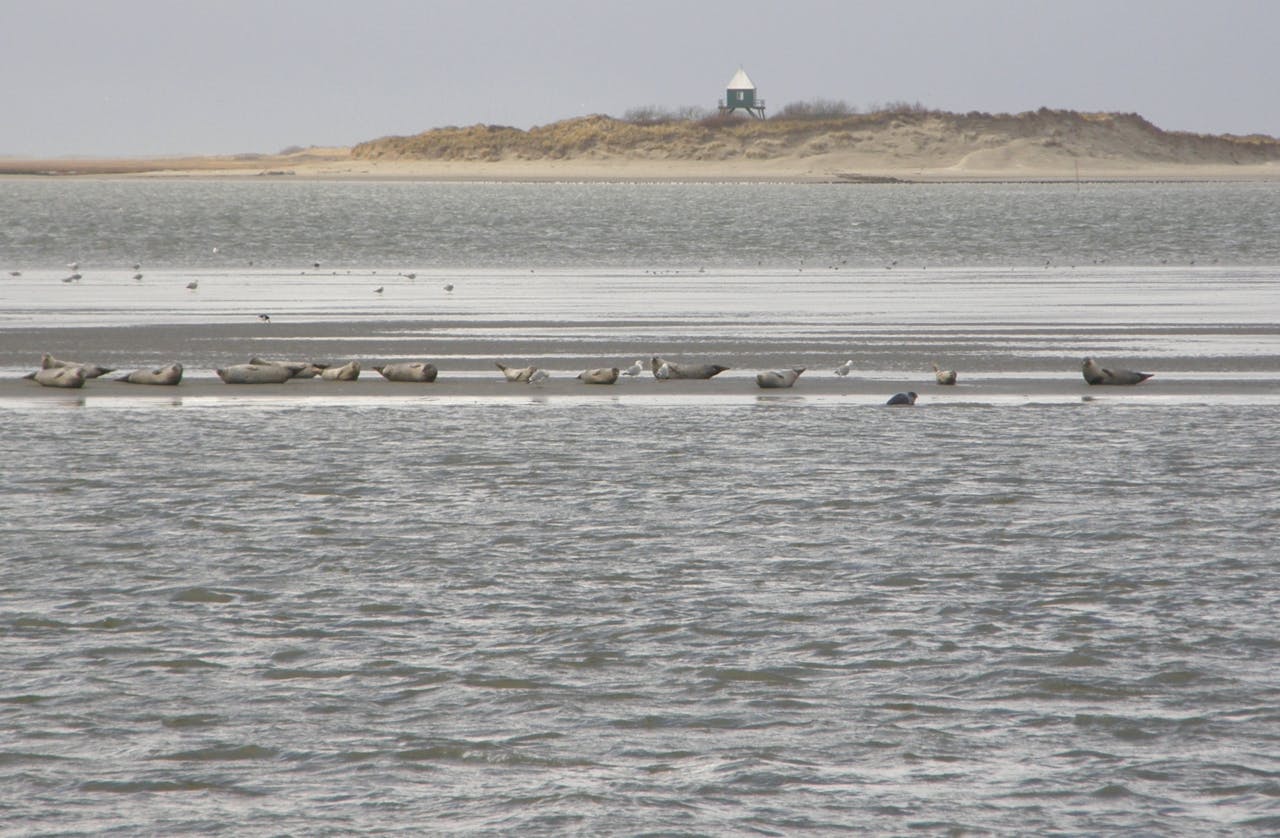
[727,67,755,91]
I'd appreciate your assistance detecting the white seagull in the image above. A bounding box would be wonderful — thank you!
[834,359,855,376]
[621,359,643,377]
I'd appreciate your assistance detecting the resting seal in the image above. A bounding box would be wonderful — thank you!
[1082,357,1153,386]
[374,362,438,382]
[215,363,294,384]
[42,353,113,378]
[117,363,183,385]
[578,367,620,384]
[496,362,537,382]
[932,363,957,385]
[886,391,918,406]
[650,356,729,379]
[756,367,805,389]
[24,367,86,388]
[248,357,327,379]
[320,360,361,381]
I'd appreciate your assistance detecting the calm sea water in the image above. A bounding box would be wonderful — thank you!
[2,180,1280,834]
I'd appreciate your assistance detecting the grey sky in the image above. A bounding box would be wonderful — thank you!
[3,0,1278,157]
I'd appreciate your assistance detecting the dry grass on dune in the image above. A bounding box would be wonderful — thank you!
[351,108,1280,169]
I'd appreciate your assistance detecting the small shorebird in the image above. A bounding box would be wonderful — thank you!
[186,280,198,290]
[443,283,454,292]
[373,286,384,294]
[258,314,271,323]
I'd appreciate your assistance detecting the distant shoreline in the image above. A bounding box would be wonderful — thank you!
[3,154,1279,184]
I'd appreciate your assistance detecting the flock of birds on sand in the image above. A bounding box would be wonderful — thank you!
[22,353,1153,406]
[14,260,458,298]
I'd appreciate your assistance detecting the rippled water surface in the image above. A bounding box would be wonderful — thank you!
[4,179,1280,269]
[3,180,1280,834]
[4,402,1279,834]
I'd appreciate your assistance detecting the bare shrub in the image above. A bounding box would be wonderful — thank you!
[623,105,714,124]
[774,99,858,120]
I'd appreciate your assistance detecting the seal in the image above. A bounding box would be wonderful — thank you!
[320,360,361,381]
[42,353,113,378]
[1082,357,1153,386]
[117,363,183,385]
[578,367,620,384]
[932,363,957,385]
[24,366,86,388]
[496,362,537,382]
[886,391,918,406]
[248,357,327,378]
[374,362,439,382]
[650,356,729,379]
[216,363,294,384]
[756,367,805,389]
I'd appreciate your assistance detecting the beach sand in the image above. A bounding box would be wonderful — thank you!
[5,148,1280,184]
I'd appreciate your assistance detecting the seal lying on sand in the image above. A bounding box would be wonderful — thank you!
[216,363,294,384]
[756,367,805,389]
[650,356,729,379]
[887,391,918,406]
[248,357,327,379]
[578,367,620,384]
[42,353,113,378]
[374,362,438,382]
[117,363,183,385]
[932,363,957,385]
[24,367,86,388]
[320,360,360,381]
[1082,357,1153,385]
[496,362,537,382]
